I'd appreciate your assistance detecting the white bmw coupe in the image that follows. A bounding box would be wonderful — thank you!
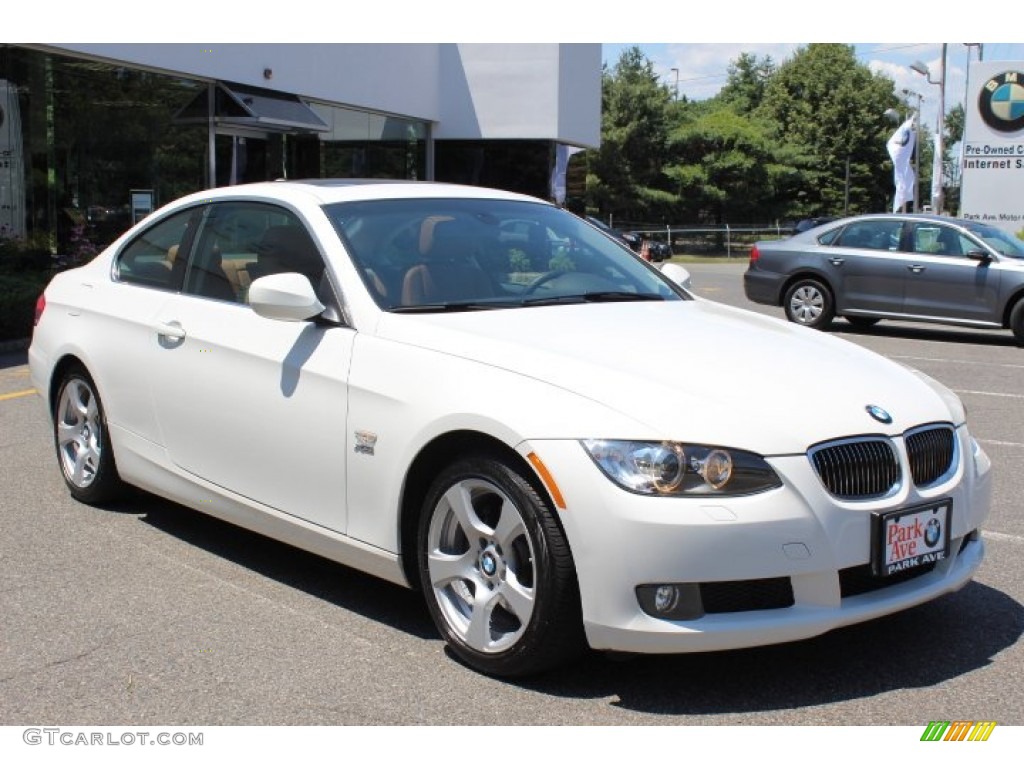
[29,180,992,677]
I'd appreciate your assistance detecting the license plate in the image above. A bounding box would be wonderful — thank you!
[871,501,951,577]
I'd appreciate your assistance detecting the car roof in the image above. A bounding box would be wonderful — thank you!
[824,212,975,227]
[170,179,546,208]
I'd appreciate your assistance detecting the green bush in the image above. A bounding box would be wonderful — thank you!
[0,237,53,274]
[0,272,50,342]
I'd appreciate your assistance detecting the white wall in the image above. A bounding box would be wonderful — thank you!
[435,44,600,146]
[43,43,600,148]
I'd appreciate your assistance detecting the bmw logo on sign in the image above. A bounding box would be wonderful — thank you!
[866,405,893,424]
[979,71,1024,133]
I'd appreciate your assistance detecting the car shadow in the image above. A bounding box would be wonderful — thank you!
[129,491,1022,713]
[519,581,1023,714]
[832,321,1020,348]
[136,493,437,640]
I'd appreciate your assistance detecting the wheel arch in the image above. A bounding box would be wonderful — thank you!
[780,269,836,306]
[48,353,90,414]
[398,429,559,591]
[1002,286,1024,328]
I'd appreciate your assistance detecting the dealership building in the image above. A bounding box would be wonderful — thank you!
[0,44,600,255]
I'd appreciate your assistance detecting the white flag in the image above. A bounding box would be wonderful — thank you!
[550,144,585,205]
[886,114,917,213]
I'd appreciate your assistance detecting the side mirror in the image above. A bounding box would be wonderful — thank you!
[660,262,692,290]
[248,273,326,322]
[965,249,993,263]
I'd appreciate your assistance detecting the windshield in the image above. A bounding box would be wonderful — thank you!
[964,222,1024,259]
[324,198,684,311]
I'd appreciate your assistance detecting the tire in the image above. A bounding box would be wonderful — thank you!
[1011,297,1024,346]
[417,455,584,678]
[846,316,880,329]
[53,367,125,504]
[784,278,835,329]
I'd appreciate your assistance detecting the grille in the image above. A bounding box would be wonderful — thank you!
[906,424,956,487]
[809,438,900,500]
[839,562,937,598]
[699,577,794,614]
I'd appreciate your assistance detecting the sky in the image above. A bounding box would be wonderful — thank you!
[601,42,1024,136]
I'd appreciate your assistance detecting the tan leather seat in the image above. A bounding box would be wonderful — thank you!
[250,225,324,286]
[401,217,491,305]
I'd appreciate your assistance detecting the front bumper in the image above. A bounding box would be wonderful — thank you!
[525,426,992,654]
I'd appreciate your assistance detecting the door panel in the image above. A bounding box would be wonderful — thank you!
[148,295,354,532]
[827,219,907,314]
[902,223,1003,322]
[146,200,352,533]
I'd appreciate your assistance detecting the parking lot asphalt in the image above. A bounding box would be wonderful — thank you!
[0,261,1021,728]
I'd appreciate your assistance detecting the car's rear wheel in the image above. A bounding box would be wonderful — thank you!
[1011,297,1024,345]
[784,278,834,329]
[417,455,583,677]
[54,367,124,504]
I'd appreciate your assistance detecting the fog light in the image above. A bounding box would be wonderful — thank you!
[653,585,679,614]
[636,583,704,620]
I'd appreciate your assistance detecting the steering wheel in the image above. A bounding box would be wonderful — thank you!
[522,270,569,295]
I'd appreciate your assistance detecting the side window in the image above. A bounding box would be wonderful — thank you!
[114,208,196,290]
[834,220,903,251]
[910,223,966,257]
[183,202,326,304]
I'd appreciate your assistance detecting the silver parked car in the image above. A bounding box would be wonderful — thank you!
[744,213,1024,343]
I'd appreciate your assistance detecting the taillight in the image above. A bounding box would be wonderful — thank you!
[34,293,46,326]
[749,245,760,264]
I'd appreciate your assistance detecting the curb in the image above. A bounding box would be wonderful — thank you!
[0,338,30,353]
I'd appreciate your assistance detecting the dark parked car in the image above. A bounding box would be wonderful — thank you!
[792,216,839,234]
[585,216,642,252]
[744,213,1024,344]
[645,239,672,262]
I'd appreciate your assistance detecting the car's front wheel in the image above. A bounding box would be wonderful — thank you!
[53,367,124,504]
[784,278,835,329]
[417,455,583,677]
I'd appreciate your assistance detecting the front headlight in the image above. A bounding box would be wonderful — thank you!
[581,439,782,497]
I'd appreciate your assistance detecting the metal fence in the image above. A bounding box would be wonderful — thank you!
[617,224,793,258]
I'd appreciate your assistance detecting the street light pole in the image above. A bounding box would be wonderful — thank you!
[902,88,923,212]
[911,45,947,213]
[671,68,679,100]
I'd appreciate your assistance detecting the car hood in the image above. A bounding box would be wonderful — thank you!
[375,300,960,454]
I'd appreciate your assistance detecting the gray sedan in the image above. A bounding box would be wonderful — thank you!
[744,213,1024,344]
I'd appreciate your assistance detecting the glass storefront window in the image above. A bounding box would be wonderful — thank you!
[0,45,207,258]
[309,101,426,181]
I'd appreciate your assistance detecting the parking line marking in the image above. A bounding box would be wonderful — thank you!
[984,531,1024,544]
[892,355,1024,370]
[0,388,37,402]
[955,389,1024,400]
[978,438,1024,448]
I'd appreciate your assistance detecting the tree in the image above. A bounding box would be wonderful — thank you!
[664,105,806,224]
[719,52,776,114]
[585,47,675,222]
[945,103,965,146]
[756,44,900,215]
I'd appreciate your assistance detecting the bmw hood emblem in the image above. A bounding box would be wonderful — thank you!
[866,405,893,424]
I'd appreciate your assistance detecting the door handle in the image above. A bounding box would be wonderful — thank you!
[829,257,845,266]
[908,265,925,274]
[154,321,187,340]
